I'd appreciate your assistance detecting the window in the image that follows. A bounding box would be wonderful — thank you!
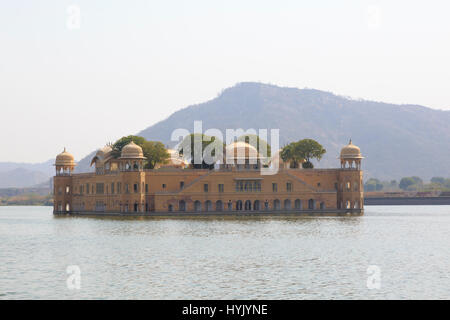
[111,183,115,194]
[65,186,70,194]
[272,183,278,192]
[125,184,129,194]
[86,184,90,194]
[218,184,224,193]
[204,184,209,192]
[334,183,338,191]
[117,182,122,194]
[235,180,261,192]
[162,184,166,189]
[134,184,138,193]
[180,181,184,189]
[96,183,104,195]
[145,184,149,193]
[317,182,321,187]
[286,182,292,192]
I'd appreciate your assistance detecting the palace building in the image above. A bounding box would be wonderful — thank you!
[53,140,364,216]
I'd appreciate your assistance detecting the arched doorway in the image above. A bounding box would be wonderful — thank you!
[205,200,212,212]
[244,200,252,211]
[236,200,243,211]
[320,202,325,210]
[168,204,173,212]
[273,199,280,210]
[294,199,301,210]
[215,200,223,211]
[308,199,315,210]
[253,200,260,211]
[194,200,202,212]
[284,199,291,210]
[179,200,186,212]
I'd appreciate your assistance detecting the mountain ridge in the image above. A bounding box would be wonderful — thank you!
[2,82,449,185]
[137,82,450,180]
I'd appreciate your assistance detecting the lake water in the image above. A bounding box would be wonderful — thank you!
[0,206,449,300]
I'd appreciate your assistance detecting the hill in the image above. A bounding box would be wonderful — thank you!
[137,82,450,180]
[0,160,53,188]
[5,82,449,182]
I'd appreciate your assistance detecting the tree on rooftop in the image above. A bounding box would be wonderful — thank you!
[281,139,326,169]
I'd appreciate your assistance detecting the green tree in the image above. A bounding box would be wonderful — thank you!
[399,177,416,190]
[364,178,383,192]
[411,176,423,185]
[281,139,326,169]
[280,143,302,168]
[112,135,147,157]
[142,141,170,169]
[178,133,224,169]
[112,135,169,169]
[431,177,445,185]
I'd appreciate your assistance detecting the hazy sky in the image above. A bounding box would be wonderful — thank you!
[1,0,450,163]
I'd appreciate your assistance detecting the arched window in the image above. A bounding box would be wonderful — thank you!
[273,199,281,210]
[294,199,301,210]
[236,200,243,211]
[179,200,186,211]
[244,200,252,210]
[346,182,351,191]
[253,200,260,211]
[320,202,325,210]
[215,200,223,211]
[205,200,212,212]
[346,200,351,209]
[65,203,70,212]
[308,199,315,210]
[194,200,202,212]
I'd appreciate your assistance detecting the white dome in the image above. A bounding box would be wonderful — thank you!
[225,141,260,161]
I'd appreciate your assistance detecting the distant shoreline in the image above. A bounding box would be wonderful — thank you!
[364,197,450,206]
